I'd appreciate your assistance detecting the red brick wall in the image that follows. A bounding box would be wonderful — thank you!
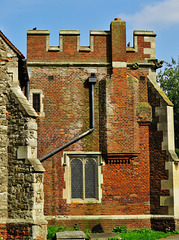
[48,218,151,232]
[0,225,8,239]
[151,218,175,232]
[27,33,111,63]
[111,20,126,62]
[0,224,29,240]
[175,219,179,231]
[0,224,47,240]
[29,65,151,217]
[27,19,169,230]
[127,35,151,61]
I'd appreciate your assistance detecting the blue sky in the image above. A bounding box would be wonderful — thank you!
[0,0,178,63]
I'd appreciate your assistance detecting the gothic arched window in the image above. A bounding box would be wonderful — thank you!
[63,152,104,203]
[70,156,97,199]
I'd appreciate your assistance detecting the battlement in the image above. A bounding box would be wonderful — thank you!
[27,19,156,66]
[27,29,110,53]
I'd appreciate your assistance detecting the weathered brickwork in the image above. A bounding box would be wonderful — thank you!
[0,32,47,239]
[151,218,175,232]
[47,218,151,232]
[0,224,29,240]
[27,18,179,231]
[0,223,47,240]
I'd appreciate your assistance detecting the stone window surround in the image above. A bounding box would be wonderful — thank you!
[29,89,45,117]
[62,151,104,204]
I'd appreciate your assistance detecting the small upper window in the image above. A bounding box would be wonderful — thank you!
[30,89,45,117]
[33,93,40,112]
[48,76,54,81]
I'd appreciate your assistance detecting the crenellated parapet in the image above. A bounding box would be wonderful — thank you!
[27,29,111,64]
[27,19,158,67]
[132,31,156,59]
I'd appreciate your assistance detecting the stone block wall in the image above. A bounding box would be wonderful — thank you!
[0,60,8,223]
[0,32,47,239]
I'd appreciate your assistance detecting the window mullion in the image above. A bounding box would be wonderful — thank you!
[83,158,85,200]
[95,163,98,199]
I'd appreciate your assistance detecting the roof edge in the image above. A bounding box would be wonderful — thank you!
[0,30,25,59]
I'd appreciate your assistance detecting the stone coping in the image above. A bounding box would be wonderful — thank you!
[45,215,175,221]
[134,30,156,37]
[90,31,110,36]
[27,30,110,36]
[0,218,47,225]
[9,84,38,117]
[56,231,85,240]
[56,231,121,240]
[27,30,50,35]
[90,232,121,240]
[27,61,158,68]
[27,62,111,67]
[148,78,173,106]
[59,30,80,35]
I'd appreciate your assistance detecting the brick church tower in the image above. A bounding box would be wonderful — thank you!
[27,18,179,231]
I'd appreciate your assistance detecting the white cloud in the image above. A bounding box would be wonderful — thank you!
[120,0,179,29]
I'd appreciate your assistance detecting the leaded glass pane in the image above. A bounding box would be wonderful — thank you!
[71,158,83,198]
[85,158,96,198]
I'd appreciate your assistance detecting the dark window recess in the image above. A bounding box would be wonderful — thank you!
[71,158,83,199]
[85,158,96,198]
[48,76,54,81]
[70,156,97,199]
[140,76,146,81]
[33,93,40,112]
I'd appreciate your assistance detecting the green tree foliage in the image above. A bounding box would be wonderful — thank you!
[157,58,179,156]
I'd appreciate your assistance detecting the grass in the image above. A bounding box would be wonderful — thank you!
[47,223,92,240]
[113,229,174,240]
[112,226,179,240]
[46,224,179,240]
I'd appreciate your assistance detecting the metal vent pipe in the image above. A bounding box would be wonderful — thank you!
[40,74,97,162]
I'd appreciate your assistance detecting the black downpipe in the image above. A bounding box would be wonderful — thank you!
[40,74,97,162]
[22,59,30,100]
[26,80,30,101]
